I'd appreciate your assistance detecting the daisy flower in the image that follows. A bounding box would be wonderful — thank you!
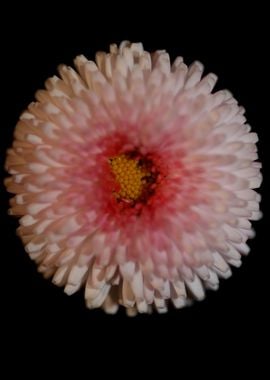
[5,42,262,315]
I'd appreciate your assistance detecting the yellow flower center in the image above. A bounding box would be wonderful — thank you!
[109,154,151,201]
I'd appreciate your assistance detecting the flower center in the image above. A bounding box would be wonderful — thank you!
[109,153,156,202]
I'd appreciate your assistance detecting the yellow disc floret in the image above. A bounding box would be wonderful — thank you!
[110,154,150,201]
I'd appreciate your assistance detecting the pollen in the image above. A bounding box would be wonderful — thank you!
[109,154,151,201]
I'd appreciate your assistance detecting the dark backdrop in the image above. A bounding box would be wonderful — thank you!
[1,7,268,370]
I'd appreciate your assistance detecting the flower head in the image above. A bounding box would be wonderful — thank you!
[5,42,262,315]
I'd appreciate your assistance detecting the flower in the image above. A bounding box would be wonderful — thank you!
[5,41,262,315]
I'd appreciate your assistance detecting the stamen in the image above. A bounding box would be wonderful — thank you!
[109,153,154,202]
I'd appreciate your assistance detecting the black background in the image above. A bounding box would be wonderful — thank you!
[1,5,268,370]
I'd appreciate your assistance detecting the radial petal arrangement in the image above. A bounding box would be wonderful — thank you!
[5,42,262,315]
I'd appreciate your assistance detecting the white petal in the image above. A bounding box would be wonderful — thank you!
[130,269,144,301]
[137,300,148,313]
[122,280,135,308]
[204,270,219,290]
[172,297,186,309]
[86,284,111,309]
[185,275,205,300]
